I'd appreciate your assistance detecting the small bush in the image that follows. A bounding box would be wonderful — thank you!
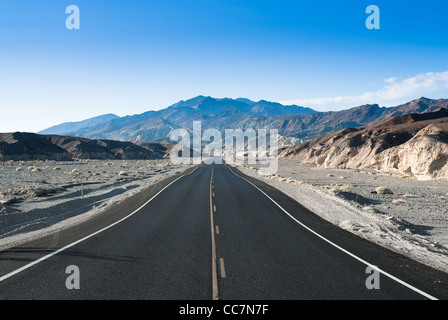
[53,166,61,171]
[119,170,129,176]
[339,220,360,231]
[375,186,394,194]
[331,184,355,193]
[16,167,23,171]
[363,206,377,213]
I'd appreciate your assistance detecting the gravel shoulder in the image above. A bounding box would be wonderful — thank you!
[237,159,448,274]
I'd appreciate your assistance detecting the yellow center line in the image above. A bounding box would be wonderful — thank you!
[219,258,226,279]
[210,167,219,300]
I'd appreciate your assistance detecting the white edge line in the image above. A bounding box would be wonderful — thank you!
[0,165,201,283]
[226,165,438,300]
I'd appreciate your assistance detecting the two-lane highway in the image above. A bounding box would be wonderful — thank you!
[0,164,448,300]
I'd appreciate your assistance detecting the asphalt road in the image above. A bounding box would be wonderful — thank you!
[1,164,448,300]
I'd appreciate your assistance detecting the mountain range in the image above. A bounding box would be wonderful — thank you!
[38,96,448,146]
[38,96,316,143]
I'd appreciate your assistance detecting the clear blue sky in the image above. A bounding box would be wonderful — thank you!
[1,0,447,132]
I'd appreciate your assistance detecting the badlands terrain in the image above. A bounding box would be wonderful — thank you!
[281,108,448,180]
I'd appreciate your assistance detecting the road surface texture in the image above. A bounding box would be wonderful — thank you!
[1,164,448,300]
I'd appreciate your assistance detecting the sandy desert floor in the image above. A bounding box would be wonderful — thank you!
[238,159,448,274]
[0,159,193,250]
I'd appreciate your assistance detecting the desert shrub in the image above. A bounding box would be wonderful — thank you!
[375,186,394,194]
[119,170,129,176]
[339,220,360,231]
[16,167,23,171]
[53,166,61,170]
[363,206,377,213]
[330,184,355,193]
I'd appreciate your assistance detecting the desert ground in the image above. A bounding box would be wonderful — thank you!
[0,159,192,250]
[239,158,448,274]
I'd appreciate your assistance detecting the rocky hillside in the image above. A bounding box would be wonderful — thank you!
[280,108,448,180]
[0,132,169,161]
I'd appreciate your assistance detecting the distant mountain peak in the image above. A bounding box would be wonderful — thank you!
[235,98,256,105]
[38,113,120,136]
